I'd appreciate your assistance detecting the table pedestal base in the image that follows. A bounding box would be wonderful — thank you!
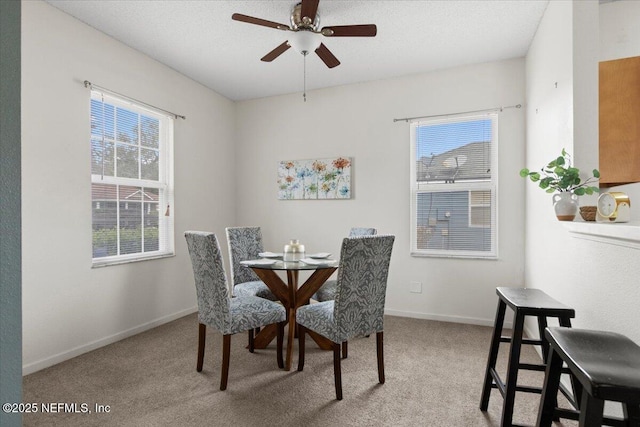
[250,266,338,370]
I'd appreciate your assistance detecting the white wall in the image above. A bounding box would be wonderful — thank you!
[21,1,236,373]
[525,0,640,344]
[235,59,526,325]
[601,0,640,61]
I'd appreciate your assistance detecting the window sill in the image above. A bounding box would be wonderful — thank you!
[411,251,498,260]
[563,221,640,249]
[92,252,175,268]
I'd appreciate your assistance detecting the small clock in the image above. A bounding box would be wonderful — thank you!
[596,191,631,223]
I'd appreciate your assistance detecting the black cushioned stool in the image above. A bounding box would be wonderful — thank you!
[480,287,575,427]
[537,327,640,427]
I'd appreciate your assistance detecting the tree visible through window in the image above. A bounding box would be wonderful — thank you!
[410,114,497,258]
[90,91,174,265]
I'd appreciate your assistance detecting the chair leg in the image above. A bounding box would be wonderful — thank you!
[376,331,385,384]
[197,323,206,372]
[297,325,306,371]
[277,321,284,369]
[333,342,343,400]
[342,341,348,359]
[248,328,255,353]
[220,334,231,391]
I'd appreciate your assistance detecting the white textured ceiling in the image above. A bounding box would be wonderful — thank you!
[45,0,549,101]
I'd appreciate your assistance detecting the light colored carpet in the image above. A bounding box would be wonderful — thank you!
[23,314,578,426]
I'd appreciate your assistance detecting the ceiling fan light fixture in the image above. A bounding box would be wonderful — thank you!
[288,30,322,55]
[232,0,376,68]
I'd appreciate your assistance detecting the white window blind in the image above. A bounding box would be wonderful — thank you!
[410,113,497,258]
[90,91,174,266]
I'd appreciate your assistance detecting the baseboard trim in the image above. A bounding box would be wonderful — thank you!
[23,306,198,375]
[24,307,508,375]
[384,308,513,329]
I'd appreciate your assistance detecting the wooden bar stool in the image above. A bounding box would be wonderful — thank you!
[537,327,640,427]
[480,287,575,426]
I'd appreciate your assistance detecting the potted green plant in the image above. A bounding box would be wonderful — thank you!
[520,149,600,221]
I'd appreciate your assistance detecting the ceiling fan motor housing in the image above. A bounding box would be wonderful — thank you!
[291,2,320,30]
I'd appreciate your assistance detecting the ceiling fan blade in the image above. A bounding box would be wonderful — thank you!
[232,13,289,30]
[315,43,340,69]
[261,41,291,62]
[300,0,319,24]
[321,24,377,37]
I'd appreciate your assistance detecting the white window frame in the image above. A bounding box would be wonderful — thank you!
[410,113,498,259]
[90,91,175,267]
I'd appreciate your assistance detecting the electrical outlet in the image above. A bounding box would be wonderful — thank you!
[410,281,422,293]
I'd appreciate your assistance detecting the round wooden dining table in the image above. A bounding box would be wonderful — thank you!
[244,259,338,371]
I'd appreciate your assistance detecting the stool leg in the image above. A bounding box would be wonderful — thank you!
[537,346,564,427]
[537,317,550,362]
[578,388,604,427]
[558,316,572,329]
[480,299,507,411]
[501,312,525,427]
[537,317,560,421]
[558,317,583,411]
[623,402,640,426]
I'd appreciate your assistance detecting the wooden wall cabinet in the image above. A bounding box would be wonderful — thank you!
[599,56,640,186]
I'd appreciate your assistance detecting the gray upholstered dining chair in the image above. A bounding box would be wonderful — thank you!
[296,234,395,400]
[225,227,277,301]
[312,227,377,303]
[184,231,286,391]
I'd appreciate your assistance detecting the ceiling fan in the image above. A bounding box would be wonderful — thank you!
[232,0,377,69]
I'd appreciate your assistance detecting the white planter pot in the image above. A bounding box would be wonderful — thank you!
[552,192,578,221]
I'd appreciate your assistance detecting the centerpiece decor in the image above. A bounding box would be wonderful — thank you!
[520,149,600,221]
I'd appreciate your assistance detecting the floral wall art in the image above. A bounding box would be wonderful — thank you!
[278,157,352,200]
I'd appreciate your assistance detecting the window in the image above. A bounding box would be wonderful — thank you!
[469,190,491,228]
[90,91,174,266]
[410,114,497,258]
